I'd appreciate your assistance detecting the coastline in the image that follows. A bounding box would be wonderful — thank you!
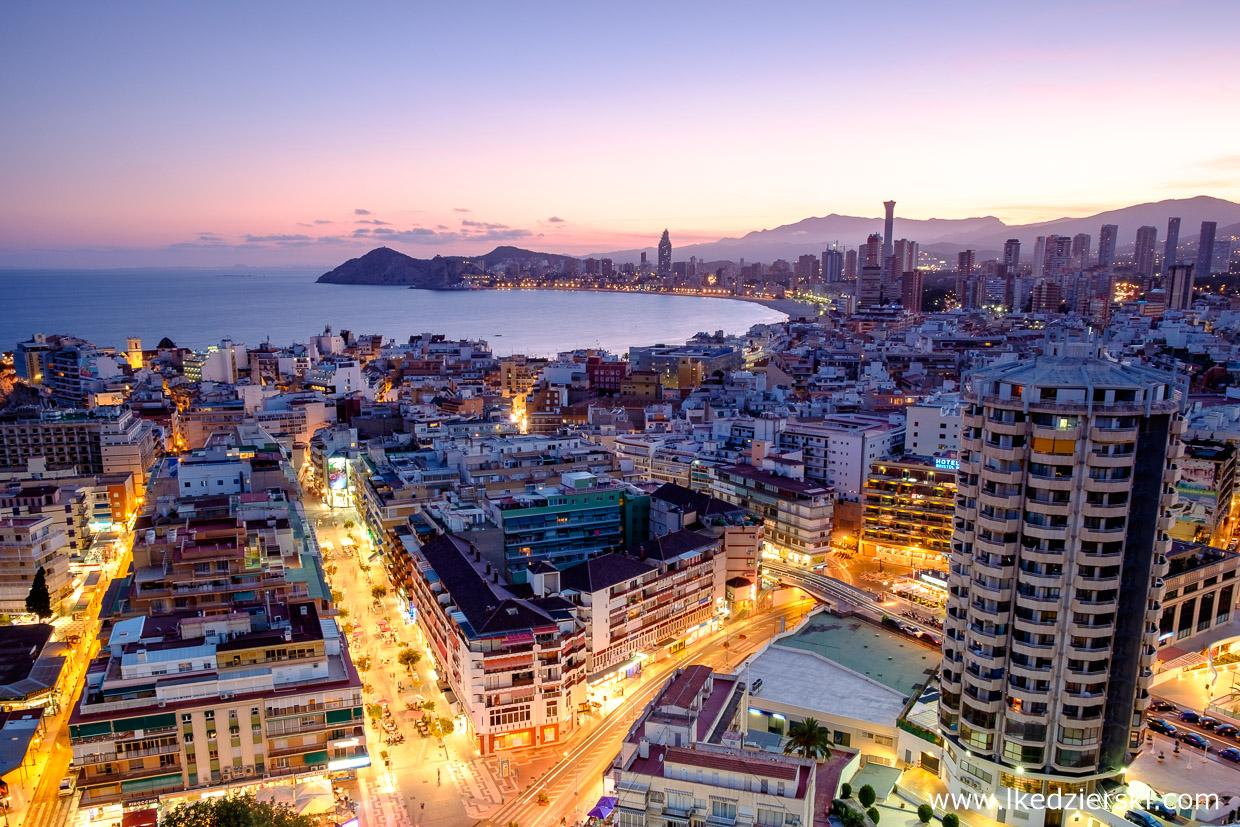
[407,284,816,321]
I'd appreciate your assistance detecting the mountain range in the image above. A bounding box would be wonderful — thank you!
[590,196,1240,264]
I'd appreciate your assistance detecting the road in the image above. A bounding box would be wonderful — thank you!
[487,601,815,827]
[764,560,943,639]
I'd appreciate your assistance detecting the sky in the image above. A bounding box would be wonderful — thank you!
[2,0,1238,268]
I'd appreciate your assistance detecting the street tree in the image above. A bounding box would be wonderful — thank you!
[344,520,355,531]
[398,649,420,671]
[371,585,388,601]
[25,567,52,618]
[160,794,314,827]
[355,655,371,673]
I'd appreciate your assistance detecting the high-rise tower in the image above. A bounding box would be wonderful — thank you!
[1002,239,1021,271]
[1098,225,1118,270]
[1163,217,1181,273]
[1167,264,1195,310]
[657,229,672,281]
[940,345,1182,822]
[1196,221,1218,278]
[882,200,896,265]
[1134,226,1157,279]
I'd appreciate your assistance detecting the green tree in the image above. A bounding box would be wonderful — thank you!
[337,607,349,620]
[867,808,880,825]
[917,804,934,824]
[841,783,853,799]
[859,785,876,808]
[24,567,52,618]
[371,585,388,601]
[160,793,315,827]
[398,648,421,671]
[421,700,435,714]
[330,589,344,604]
[943,814,960,827]
[344,520,355,531]
[436,716,455,735]
[782,717,833,761]
[355,655,371,673]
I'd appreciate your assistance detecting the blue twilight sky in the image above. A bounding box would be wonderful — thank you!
[1,0,1238,267]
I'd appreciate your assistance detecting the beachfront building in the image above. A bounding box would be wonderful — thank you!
[0,407,158,485]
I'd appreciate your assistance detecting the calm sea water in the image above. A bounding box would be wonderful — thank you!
[0,270,785,357]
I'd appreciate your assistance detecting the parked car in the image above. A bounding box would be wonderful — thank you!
[1126,810,1162,827]
[1179,732,1210,750]
[1178,710,1200,724]
[1149,700,1177,713]
[1197,716,1221,730]
[58,776,76,797]
[1144,800,1177,820]
[1214,723,1238,738]
[1148,717,1177,736]
[1219,747,1240,762]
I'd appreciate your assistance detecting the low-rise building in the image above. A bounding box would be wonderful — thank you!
[607,664,845,827]
[1156,541,1239,650]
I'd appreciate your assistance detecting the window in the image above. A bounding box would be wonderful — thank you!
[711,800,738,820]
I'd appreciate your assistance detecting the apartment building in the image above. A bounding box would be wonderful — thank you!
[709,462,834,568]
[535,529,725,679]
[607,665,832,827]
[0,515,71,615]
[484,472,637,581]
[0,407,158,485]
[860,454,957,569]
[939,346,1182,827]
[403,532,587,754]
[68,603,367,808]
[778,414,905,502]
[904,393,962,456]
[649,483,763,608]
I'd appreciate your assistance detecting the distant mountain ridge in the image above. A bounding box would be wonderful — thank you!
[589,196,1240,264]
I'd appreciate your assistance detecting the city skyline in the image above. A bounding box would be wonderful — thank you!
[2,1,1239,267]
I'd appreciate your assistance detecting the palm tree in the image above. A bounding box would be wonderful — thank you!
[782,717,833,761]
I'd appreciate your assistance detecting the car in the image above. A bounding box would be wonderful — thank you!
[1220,747,1240,762]
[1149,700,1177,713]
[1197,716,1221,730]
[1144,800,1177,820]
[1148,717,1177,736]
[1214,723,1238,738]
[1179,732,1210,750]
[1126,810,1162,827]
[58,777,75,797]
[1179,710,1200,724]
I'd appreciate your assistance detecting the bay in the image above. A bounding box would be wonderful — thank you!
[0,270,786,356]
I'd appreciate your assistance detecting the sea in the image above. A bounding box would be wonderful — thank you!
[0,269,786,357]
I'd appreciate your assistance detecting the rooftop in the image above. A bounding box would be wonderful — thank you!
[775,615,938,697]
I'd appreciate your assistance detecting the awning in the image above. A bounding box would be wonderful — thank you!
[588,796,618,819]
[303,750,329,766]
[122,809,158,827]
